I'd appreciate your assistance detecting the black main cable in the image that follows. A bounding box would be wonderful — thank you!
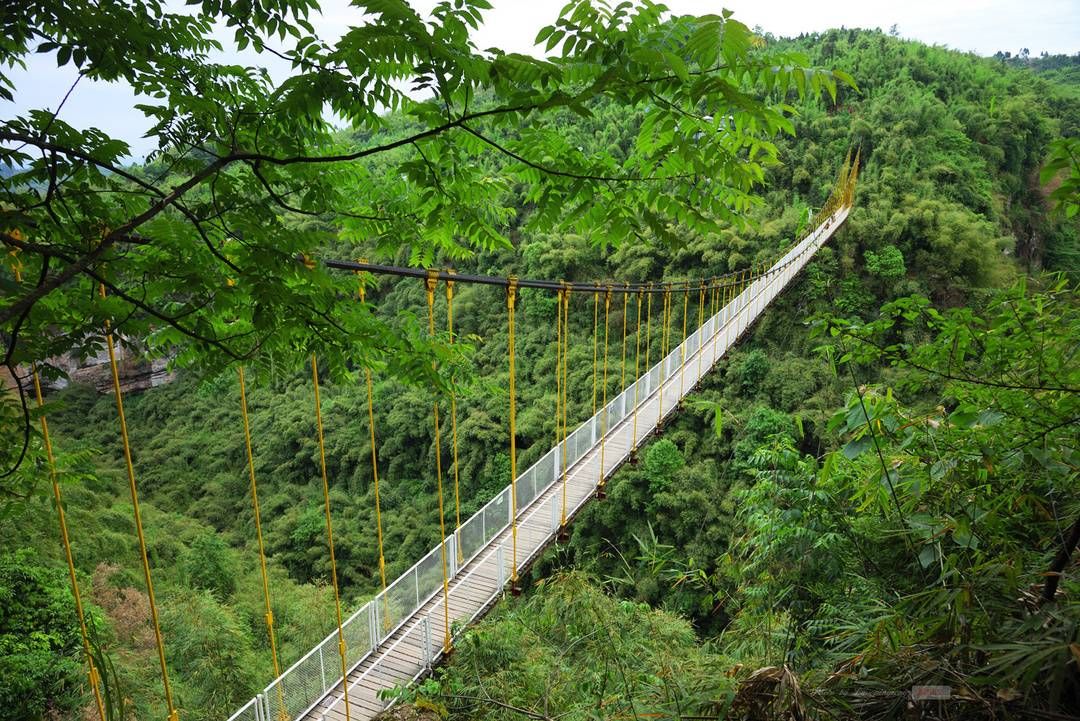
[322,215,839,294]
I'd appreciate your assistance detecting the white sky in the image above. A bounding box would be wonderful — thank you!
[6,0,1079,157]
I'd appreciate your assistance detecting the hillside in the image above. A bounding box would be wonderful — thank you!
[2,27,1078,721]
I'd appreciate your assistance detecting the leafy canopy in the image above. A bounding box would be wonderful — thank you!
[1,0,850,386]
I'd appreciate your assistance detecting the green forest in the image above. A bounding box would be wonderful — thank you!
[2,3,1079,721]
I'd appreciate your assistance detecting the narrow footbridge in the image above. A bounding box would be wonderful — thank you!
[227,194,853,721]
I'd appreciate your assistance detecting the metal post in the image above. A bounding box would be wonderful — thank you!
[263,692,271,721]
[415,567,420,607]
[553,444,560,484]
[497,543,505,587]
[481,502,487,543]
[449,533,457,578]
[422,615,433,668]
[254,695,263,721]
[368,600,377,647]
[318,645,327,691]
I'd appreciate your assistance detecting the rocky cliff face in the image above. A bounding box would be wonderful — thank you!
[49,347,174,393]
[5,342,174,395]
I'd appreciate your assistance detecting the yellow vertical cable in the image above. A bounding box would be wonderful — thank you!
[99,283,178,721]
[630,287,643,455]
[658,287,671,423]
[559,286,571,530]
[678,281,689,401]
[696,281,706,380]
[597,286,611,494]
[712,281,722,359]
[14,251,107,721]
[738,269,747,332]
[591,290,599,415]
[644,286,653,390]
[424,273,452,650]
[506,278,520,585]
[555,288,565,526]
[237,365,286,716]
[619,285,629,391]
[310,356,352,721]
[446,274,462,564]
[357,274,390,631]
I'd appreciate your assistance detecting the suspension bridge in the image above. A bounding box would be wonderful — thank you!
[24,156,858,721]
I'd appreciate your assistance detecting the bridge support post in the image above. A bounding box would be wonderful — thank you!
[449,534,457,578]
[553,445,560,485]
[318,645,327,692]
[368,601,377,648]
[422,615,433,669]
[255,694,264,721]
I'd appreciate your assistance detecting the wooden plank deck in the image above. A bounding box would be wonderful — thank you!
[244,207,850,721]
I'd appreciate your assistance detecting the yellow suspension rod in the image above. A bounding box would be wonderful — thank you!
[597,286,611,494]
[591,290,599,416]
[237,365,286,714]
[424,273,452,650]
[696,281,706,380]
[679,281,689,400]
[658,287,671,423]
[620,284,629,390]
[555,288,565,528]
[559,286,571,530]
[357,273,390,630]
[311,356,352,721]
[12,250,107,721]
[507,278,520,585]
[446,274,462,564]
[100,284,178,721]
[630,287,644,455]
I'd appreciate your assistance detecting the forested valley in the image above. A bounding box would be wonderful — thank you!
[2,16,1079,721]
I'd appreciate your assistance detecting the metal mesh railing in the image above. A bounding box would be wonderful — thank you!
[228,207,848,721]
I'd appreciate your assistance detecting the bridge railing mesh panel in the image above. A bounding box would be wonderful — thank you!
[415,545,445,615]
[226,696,259,721]
[458,507,486,563]
[482,488,510,549]
[234,208,848,721]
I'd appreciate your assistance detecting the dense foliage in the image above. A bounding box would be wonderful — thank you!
[1,13,1078,721]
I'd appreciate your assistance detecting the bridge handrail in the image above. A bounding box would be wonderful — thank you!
[228,204,849,721]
